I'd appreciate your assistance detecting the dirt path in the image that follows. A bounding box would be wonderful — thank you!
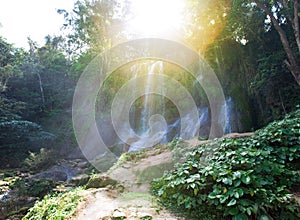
[74,188,179,220]
[72,146,182,220]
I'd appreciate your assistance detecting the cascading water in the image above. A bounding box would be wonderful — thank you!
[218,97,242,134]
[140,61,164,134]
[112,60,242,152]
[161,106,209,142]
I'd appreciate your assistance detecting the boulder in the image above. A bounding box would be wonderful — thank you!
[85,174,117,189]
[70,174,90,186]
[111,209,127,219]
[32,170,68,182]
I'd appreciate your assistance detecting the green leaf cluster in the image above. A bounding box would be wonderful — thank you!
[23,187,83,220]
[151,109,300,219]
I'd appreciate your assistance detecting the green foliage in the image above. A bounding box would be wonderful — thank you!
[23,187,83,220]
[12,178,56,198]
[0,120,54,146]
[168,137,183,150]
[152,109,300,220]
[0,37,65,168]
[251,48,300,124]
[58,0,121,54]
[24,148,56,172]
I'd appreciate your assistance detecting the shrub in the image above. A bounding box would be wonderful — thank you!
[151,109,300,220]
[23,187,83,220]
[12,178,55,198]
[23,148,56,172]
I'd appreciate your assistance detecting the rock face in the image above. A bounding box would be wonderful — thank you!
[31,159,89,182]
[32,170,68,182]
[85,174,118,189]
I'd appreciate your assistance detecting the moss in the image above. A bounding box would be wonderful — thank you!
[135,162,174,183]
[92,153,118,173]
[85,174,117,189]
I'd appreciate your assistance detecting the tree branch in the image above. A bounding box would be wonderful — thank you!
[254,0,300,85]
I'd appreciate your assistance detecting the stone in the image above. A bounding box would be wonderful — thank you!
[0,180,9,187]
[112,209,127,218]
[85,174,117,189]
[137,213,153,219]
[70,174,90,186]
[32,170,68,182]
[76,161,89,169]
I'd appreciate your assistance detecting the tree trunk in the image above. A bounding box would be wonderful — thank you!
[36,72,45,108]
[254,0,300,85]
[294,0,300,54]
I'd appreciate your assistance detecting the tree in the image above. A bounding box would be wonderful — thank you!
[58,0,122,56]
[200,0,300,125]
[251,0,300,85]
[0,37,55,167]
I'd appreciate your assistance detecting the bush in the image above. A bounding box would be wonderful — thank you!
[151,109,300,220]
[23,148,56,172]
[23,187,83,220]
[12,178,56,198]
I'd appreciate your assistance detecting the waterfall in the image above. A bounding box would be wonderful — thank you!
[116,59,241,152]
[219,97,242,135]
[140,61,164,134]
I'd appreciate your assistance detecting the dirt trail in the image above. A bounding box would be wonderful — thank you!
[72,146,182,220]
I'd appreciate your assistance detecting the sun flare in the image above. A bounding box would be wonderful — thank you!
[127,0,184,37]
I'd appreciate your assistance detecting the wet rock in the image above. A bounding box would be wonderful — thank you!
[32,170,68,182]
[31,160,86,182]
[85,174,117,189]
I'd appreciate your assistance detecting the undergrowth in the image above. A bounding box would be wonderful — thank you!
[152,109,300,220]
[22,187,83,220]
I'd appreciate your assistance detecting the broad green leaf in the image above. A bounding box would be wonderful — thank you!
[234,192,239,198]
[228,207,239,215]
[222,177,233,185]
[227,198,236,206]
[220,195,229,204]
[233,213,248,220]
[241,175,251,185]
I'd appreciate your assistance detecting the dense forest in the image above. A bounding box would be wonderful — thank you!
[0,0,300,219]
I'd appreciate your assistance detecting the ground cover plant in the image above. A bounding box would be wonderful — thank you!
[152,109,300,220]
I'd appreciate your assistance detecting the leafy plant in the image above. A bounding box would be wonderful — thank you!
[23,148,56,172]
[12,178,55,198]
[152,109,300,220]
[23,187,83,220]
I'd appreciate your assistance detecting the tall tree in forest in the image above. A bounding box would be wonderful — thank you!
[0,37,55,167]
[28,38,45,108]
[250,0,300,85]
[58,0,122,56]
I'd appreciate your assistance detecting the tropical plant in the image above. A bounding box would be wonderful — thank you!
[152,109,300,219]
